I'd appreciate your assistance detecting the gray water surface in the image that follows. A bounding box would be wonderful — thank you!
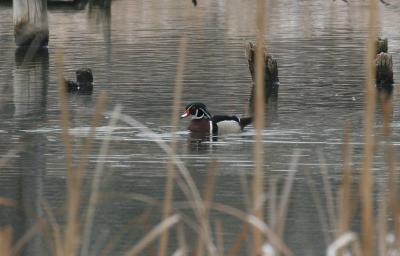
[1,0,400,255]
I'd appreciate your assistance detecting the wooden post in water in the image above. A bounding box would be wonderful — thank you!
[246,42,279,108]
[13,0,49,48]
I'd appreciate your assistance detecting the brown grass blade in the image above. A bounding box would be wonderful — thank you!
[158,36,187,256]
[253,0,267,253]
[215,219,224,256]
[0,226,13,256]
[360,0,378,254]
[195,160,217,256]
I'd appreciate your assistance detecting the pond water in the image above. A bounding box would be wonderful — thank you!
[0,0,400,255]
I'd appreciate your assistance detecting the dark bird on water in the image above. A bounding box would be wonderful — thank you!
[180,102,252,136]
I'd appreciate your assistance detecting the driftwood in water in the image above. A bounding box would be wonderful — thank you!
[376,37,388,54]
[245,42,279,107]
[13,0,49,48]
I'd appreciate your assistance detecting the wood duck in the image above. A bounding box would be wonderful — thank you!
[180,102,252,136]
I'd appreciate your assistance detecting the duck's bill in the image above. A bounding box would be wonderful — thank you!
[180,110,189,118]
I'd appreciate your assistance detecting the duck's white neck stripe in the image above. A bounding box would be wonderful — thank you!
[209,120,213,136]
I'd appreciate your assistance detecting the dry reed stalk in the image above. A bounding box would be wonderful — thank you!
[227,223,249,256]
[305,170,331,246]
[124,214,181,256]
[268,177,277,231]
[238,172,254,256]
[211,203,293,256]
[42,201,63,256]
[215,219,224,256]
[252,0,266,253]
[326,232,361,256]
[158,37,187,256]
[317,151,337,233]
[195,160,217,256]
[276,150,300,238]
[99,210,152,256]
[381,97,400,241]
[360,0,378,254]
[176,222,187,255]
[12,218,47,255]
[377,192,387,255]
[65,92,108,256]
[337,127,353,236]
[0,226,12,256]
[115,114,205,221]
[143,212,154,256]
[80,104,121,256]
[56,49,109,256]
[55,50,75,256]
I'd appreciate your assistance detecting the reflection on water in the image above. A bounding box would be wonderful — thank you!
[0,0,400,255]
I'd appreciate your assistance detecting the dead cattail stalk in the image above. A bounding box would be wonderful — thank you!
[360,0,378,254]
[158,37,187,256]
[253,0,267,253]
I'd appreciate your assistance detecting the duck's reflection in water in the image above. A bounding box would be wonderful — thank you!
[186,131,217,153]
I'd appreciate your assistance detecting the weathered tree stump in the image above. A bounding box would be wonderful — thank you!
[376,52,393,93]
[245,42,279,107]
[65,68,94,94]
[376,37,388,54]
[13,0,49,48]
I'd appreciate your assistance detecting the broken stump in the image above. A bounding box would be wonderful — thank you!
[65,68,94,94]
[376,37,388,54]
[376,52,393,86]
[245,42,279,107]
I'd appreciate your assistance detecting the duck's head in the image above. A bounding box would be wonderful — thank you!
[180,102,212,119]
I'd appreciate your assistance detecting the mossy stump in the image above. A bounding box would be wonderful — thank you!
[245,42,279,107]
[13,0,49,48]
